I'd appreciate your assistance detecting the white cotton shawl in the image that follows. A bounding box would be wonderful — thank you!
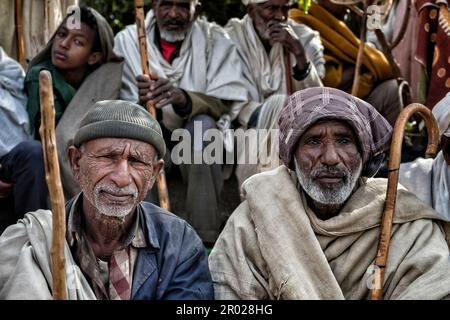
[226,14,325,104]
[114,11,249,131]
[399,152,450,220]
[0,47,31,158]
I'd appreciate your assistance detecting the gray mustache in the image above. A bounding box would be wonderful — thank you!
[311,166,349,179]
[96,181,138,198]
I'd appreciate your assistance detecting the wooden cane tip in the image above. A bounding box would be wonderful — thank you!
[39,70,52,84]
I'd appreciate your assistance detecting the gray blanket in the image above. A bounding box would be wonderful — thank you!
[0,210,96,300]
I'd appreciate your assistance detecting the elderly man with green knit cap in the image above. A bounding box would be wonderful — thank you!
[0,100,213,300]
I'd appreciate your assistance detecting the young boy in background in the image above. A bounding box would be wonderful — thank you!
[24,6,123,198]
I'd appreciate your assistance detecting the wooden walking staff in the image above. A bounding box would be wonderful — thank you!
[351,0,370,96]
[39,70,67,300]
[135,0,171,210]
[346,0,412,105]
[369,103,440,300]
[284,51,293,95]
[15,0,25,67]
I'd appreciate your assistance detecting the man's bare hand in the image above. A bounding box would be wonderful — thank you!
[0,165,12,198]
[267,21,308,68]
[137,75,187,110]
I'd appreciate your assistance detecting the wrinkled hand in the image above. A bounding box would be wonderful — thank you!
[137,75,188,110]
[0,165,12,198]
[267,21,308,68]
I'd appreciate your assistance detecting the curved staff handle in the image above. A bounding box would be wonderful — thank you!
[135,0,171,211]
[370,103,440,300]
[39,70,67,300]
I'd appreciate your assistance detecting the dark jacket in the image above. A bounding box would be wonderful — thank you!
[131,201,214,299]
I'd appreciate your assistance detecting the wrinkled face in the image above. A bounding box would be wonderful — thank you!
[51,21,101,71]
[153,0,197,42]
[248,0,290,41]
[294,120,363,206]
[70,138,163,220]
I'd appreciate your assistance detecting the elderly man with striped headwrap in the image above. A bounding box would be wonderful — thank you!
[228,0,325,188]
[209,87,450,300]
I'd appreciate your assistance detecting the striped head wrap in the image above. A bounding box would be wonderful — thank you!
[278,87,393,177]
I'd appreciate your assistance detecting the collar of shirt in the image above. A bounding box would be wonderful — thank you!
[66,193,147,299]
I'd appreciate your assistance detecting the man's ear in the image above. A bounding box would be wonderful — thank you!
[68,146,82,180]
[153,159,165,177]
[88,52,103,66]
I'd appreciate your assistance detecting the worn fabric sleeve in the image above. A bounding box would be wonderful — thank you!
[208,201,271,300]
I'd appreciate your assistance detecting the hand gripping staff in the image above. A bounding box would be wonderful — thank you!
[370,103,439,300]
[39,70,67,300]
[134,0,171,210]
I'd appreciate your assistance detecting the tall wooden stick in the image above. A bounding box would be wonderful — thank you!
[284,50,293,95]
[15,0,25,67]
[370,103,439,300]
[135,0,171,211]
[351,2,368,96]
[39,70,67,300]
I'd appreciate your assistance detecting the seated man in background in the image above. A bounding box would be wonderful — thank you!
[227,0,325,187]
[0,46,48,232]
[209,87,450,300]
[290,0,402,127]
[400,93,450,221]
[114,0,249,245]
[0,101,213,300]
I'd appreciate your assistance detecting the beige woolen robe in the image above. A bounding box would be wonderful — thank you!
[209,166,450,300]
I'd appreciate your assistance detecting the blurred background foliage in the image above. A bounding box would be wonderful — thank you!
[79,0,247,34]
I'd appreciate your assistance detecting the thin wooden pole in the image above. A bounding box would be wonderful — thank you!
[370,103,439,300]
[15,0,25,67]
[351,2,368,96]
[135,0,171,211]
[284,50,293,95]
[39,70,67,300]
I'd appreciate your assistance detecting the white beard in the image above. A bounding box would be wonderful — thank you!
[159,28,187,42]
[88,180,139,219]
[295,159,362,206]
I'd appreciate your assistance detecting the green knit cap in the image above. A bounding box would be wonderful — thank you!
[74,100,166,158]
